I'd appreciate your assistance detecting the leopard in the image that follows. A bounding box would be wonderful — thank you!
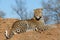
[4,8,49,39]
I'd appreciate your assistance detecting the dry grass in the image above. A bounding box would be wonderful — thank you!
[0,18,60,40]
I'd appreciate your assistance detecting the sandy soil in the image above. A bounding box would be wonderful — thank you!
[0,18,60,40]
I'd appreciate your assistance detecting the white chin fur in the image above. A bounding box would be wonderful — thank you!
[36,16,40,19]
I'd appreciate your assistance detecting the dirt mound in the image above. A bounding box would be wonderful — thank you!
[0,18,60,40]
[0,18,17,40]
[10,27,60,40]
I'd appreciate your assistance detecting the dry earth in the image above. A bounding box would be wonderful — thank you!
[0,18,60,40]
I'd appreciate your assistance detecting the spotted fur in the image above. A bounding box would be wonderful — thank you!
[4,8,49,39]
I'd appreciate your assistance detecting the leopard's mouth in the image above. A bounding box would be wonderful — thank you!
[35,16,42,21]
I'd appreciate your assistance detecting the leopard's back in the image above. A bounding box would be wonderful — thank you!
[11,20,28,34]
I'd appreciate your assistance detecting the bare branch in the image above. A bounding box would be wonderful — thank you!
[42,0,60,24]
[12,0,27,20]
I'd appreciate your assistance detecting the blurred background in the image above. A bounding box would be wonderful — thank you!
[0,0,60,24]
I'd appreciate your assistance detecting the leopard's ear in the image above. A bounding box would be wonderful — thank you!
[34,8,43,11]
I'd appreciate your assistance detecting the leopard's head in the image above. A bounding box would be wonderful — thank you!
[34,8,43,21]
